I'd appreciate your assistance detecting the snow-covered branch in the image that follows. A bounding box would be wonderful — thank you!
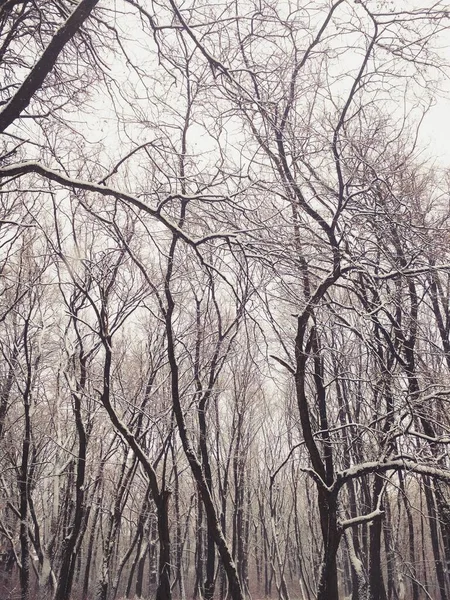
[334,458,450,491]
[339,509,384,530]
[0,161,198,244]
[0,0,100,132]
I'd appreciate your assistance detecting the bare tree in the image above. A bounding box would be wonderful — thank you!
[1,2,450,600]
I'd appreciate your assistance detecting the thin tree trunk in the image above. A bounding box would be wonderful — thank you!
[368,476,387,600]
[424,477,448,600]
[19,397,31,600]
[54,354,89,600]
[165,230,244,600]
[83,501,100,600]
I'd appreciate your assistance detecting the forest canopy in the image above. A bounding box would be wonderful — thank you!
[1,2,450,600]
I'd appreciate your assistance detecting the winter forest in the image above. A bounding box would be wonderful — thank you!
[2,1,450,600]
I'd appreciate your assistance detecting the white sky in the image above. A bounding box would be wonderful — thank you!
[420,76,450,164]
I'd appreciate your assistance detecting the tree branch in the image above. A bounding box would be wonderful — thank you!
[0,0,100,132]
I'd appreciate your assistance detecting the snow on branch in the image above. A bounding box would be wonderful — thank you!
[0,0,100,133]
[373,264,450,280]
[334,458,450,491]
[339,509,385,530]
[0,161,209,245]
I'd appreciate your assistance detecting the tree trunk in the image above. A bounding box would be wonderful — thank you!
[155,490,172,600]
[19,399,31,600]
[424,478,448,600]
[316,491,341,600]
[165,266,244,600]
[368,476,387,600]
